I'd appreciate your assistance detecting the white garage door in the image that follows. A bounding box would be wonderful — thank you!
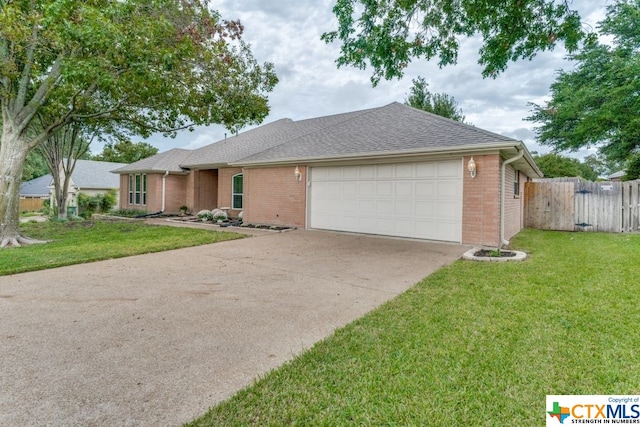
[309,160,463,242]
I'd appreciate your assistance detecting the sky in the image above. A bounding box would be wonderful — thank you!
[136,1,609,159]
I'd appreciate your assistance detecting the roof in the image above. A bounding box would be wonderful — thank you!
[236,102,515,164]
[113,102,541,177]
[20,174,52,197]
[112,149,192,174]
[608,170,625,180]
[20,160,125,196]
[72,159,126,188]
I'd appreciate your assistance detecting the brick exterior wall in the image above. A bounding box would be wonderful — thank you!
[217,167,244,217]
[462,154,501,247]
[185,169,218,212]
[244,166,307,227]
[118,173,187,213]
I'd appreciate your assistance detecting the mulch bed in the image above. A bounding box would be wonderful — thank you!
[474,249,517,258]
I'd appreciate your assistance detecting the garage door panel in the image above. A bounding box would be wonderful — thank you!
[395,200,413,215]
[415,200,435,217]
[310,160,462,242]
[358,182,375,196]
[343,166,358,179]
[416,163,437,178]
[438,161,461,178]
[394,182,413,197]
[377,165,394,178]
[376,182,393,197]
[359,166,375,179]
[437,181,461,198]
[415,182,435,198]
[396,163,414,178]
[376,200,394,215]
[343,182,358,196]
[436,201,459,218]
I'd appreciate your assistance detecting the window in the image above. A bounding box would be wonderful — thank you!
[514,170,520,197]
[232,173,243,209]
[128,175,134,204]
[128,173,147,206]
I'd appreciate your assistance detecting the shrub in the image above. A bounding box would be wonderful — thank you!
[78,190,118,219]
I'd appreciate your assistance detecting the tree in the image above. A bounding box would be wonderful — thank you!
[321,0,586,85]
[533,153,599,181]
[21,150,49,181]
[405,76,465,122]
[0,0,278,247]
[93,140,159,164]
[527,1,640,163]
[37,122,92,220]
[624,153,640,181]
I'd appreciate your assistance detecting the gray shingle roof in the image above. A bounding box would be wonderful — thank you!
[20,174,52,197]
[113,102,522,173]
[236,102,516,164]
[181,108,376,168]
[73,159,125,188]
[20,160,124,196]
[112,148,192,174]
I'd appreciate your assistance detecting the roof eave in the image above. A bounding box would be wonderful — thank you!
[111,168,190,175]
[231,141,524,167]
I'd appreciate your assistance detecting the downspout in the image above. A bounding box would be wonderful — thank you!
[500,147,524,248]
[161,170,169,212]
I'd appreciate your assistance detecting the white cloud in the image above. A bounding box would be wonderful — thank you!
[144,1,607,160]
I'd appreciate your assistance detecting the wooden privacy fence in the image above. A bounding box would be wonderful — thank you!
[524,180,640,233]
[19,197,46,212]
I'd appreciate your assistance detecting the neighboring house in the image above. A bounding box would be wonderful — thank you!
[608,170,625,181]
[19,174,51,211]
[20,159,125,212]
[114,103,542,247]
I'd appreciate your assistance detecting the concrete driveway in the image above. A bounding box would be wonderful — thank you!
[0,229,465,426]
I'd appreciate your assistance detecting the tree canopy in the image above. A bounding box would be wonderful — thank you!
[527,1,640,163]
[405,76,465,122]
[533,153,600,181]
[322,0,586,85]
[0,0,278,247]
[93,140,159,164]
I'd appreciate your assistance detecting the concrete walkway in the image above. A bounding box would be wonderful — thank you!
[0,229,465,426]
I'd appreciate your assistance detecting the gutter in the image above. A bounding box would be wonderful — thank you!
[230,141,518,167]
[161,170,169,212]
[500,147,524,248]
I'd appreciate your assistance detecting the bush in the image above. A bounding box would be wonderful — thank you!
[78,190,118,219]
[110,209,146,218]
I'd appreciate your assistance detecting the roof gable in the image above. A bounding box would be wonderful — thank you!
[72,160,126,188]
[20,174,52,197]
[112,148,191,174]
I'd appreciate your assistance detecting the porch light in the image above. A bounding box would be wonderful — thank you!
[294,166,302,181]
[468,157,477,178]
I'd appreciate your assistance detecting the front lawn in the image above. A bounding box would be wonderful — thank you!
[0,220,244,276]
[188,230,640,426]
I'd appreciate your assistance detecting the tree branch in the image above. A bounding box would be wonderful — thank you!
[16,52,65,131]
[15,24,39,111]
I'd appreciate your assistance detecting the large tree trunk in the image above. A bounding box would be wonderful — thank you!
[0,130,47,247]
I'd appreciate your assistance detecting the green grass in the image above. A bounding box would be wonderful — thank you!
[188,230,640,426]
[0,220,244,276]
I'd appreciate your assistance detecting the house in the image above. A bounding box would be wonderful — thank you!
[114,103,542,247]
[20,159,125,212]
[19,174,52,211]
[608,170,625,181]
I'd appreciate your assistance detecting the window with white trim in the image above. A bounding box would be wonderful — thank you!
[514,170,520,196]
[128,173,147,205]
[232,173,243,209]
